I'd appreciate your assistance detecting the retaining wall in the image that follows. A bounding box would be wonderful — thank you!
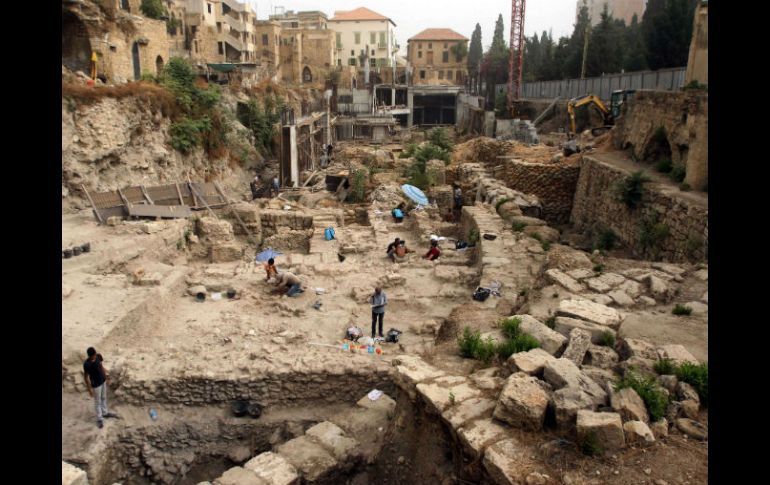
[571,155,707,263]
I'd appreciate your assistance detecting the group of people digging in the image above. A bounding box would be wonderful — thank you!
[386,237,441,263]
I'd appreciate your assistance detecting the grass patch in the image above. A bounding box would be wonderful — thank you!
[495,198,511,212]
[685,235,704,260]
[580,431,603,456]
[468,228,480,245]
[593,264,604,273]
[495,317,540,359]
[654,358,675,375]
[399,143,418,158]
[512,221,527,232]
[655,158,673,173]
[614,171,650,209]
[500,317,521,340]
[599,331,616,348]
[346,169,368,203]
[457,327,496,364]
[639,211,670,258]
[427,127,454,152]
[672,304,692,316]
[594,228,617,251]
[669,164,687,183]
[675,362,708,406]
[541,241,551,251]
[614,371,669,422]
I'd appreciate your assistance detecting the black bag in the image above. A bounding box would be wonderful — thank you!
[455,240,468,249]
[472,287,491,302]
[386,328,403,343]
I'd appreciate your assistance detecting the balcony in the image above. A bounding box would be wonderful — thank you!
[336,43,343,50]
[377,43,388,49]
[222,0,246,13]
[223,12,246,33]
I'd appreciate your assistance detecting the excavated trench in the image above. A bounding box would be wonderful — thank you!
[78,372,474,485]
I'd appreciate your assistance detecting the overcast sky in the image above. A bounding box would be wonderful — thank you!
[247,0,579,54]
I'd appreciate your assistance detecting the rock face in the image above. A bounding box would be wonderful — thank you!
[623,420,655,446]
[557,299,624,329]
[543,359,607,406]
[610,388,650,423]
[62,461,89,485]
[244,452,299,485]
[514,314,568,355]
[493,373,552,430]
[584,345,619,369]
[198,217,235,244]
[617,338,658,360]
[561,328,592,366]
[508,348,557,376]
[576,410,626,451]
[482,437,536,485]
[676,418,708,440]
[545,269,584,293]
[657,345,699,365]
[554,316,616,345]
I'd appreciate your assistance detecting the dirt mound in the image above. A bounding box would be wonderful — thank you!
[452,137,514,165]
[507,143,561,164]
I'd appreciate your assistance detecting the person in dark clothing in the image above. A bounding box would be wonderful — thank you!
[424,240,441,261]
[386,238,401,262]
[83,347,118,428]
[370,287,387,338]
[326,143,334,159]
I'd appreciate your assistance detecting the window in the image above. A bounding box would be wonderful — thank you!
[379,32,386,46]
[370,32,376,45]
[442,51,449,63]
[291,22,298,28]
[370,58,376,67]
[218,42,223,54]
[420,70,425,79]
[447,70,453,80]
[120,0,129,11]
[428,43,432,48]
[418,51,422,58]
[336,33,341,47]
[349,58,357,66]
[438,70,444,80]
[354,32,361,44]
[216,22,222,33]
[371,50,375,56]
[207,3,212,14]
[457,70,463,82]
[262,34,268,45]
[444,43,448,48]
[351,50,355,56]
[338,59,342,66]
[194,41,198,53]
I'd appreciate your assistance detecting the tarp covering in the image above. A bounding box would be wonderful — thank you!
[207,63,237,73]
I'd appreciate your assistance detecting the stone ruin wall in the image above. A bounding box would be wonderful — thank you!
[571,156,708,263]
[492,161,581,225]
[612,90,708,191]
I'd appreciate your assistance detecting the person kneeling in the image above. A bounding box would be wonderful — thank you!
[424,240,441,261]
[275,271,303,297]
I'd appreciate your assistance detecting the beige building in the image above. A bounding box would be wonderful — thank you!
[269,10,329,30]
[576,0,646,26]
[181,0,260,64]
[407,29,469,86]
[328,7,398,69]
[267,10,335,85]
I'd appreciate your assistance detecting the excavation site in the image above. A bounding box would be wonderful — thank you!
[62,2,708,485]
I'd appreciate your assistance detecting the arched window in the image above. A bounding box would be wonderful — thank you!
[302,66,312,83]
[156,56,164,75]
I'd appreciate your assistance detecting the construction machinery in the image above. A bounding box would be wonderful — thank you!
[567,89,636,138]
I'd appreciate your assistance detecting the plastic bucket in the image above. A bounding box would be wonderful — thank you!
[72,246,82,256]
[81,242,91,253]
[63,249,73,259]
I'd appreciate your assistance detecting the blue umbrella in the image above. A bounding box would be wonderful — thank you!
[255,247,283,262]
[401,184,429,206]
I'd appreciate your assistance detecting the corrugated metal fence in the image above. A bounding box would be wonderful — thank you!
[496,67,686,101]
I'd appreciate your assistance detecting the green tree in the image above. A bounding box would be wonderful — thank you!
[468,24,483,94]
[140,0,166,20]
[564,0,592,78]
[490,14,507,53]
[481,14,510,106]
[623,14,648,71]
[585,5,624,76]
[643,0,697,70]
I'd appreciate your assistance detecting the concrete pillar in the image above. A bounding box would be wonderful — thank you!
[391,88,396,106]
[407,88,414,128]
[289,126,298,187]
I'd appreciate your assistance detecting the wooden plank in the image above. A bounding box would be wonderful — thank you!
[175,183,184,204]
[187,182,199,207]
[140,185,154,204]
[214,181,254,242]
[188,179,218,219]
[81,185,104,224]
[127,204,192,218]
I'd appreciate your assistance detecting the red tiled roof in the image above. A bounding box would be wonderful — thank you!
[330,7,395,25]
[409,28,468,41]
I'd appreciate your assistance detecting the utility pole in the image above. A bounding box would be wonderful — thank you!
[580,24,590,79]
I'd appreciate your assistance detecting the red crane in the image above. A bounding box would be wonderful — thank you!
[508,0,526,115]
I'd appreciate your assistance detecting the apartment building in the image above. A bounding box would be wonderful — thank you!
[328,7,397,69]
[407,29,469,86]
[181,0,259,64]
[269,10,329,30]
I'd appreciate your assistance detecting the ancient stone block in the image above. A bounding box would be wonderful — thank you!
[584,345,619,369]
[576,410,625,451]
[305,421,360,461]
[554,316,616,345]
[508,348,557,376]
[62,462,89,485]
[514,314,568,355]
[244,452,299,485]
[210,243,243,263]
[493,373,552,430]
[623,420,655,446]
[561,328,592,366]
[545,269,585,293]
[557,299,624,329]
[610,387,649,423]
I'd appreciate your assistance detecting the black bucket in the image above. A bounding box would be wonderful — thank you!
[231,400,249,417]
[227,289,237,299]
[247,402,263,418]
[63,249,73,259]
[196,292,206,302]
[338,253,346,263]
[81,242,91,253]
[72,246,82,256]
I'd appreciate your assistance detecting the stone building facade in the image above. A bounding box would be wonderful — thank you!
[407,29,469,86]
[576,0,646,26]
[685,1,708,86]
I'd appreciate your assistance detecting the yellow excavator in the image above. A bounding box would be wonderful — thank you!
[567,90,636,139]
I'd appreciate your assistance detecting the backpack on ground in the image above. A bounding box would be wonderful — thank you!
[386,328,403,343]
[324,227,335,241]
[472,287,491,302]
[455,240,468,250]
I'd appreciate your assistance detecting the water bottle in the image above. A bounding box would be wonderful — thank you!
[149,408,158,421]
